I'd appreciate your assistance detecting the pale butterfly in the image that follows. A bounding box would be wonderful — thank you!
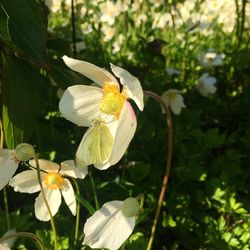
[75,120,114,167]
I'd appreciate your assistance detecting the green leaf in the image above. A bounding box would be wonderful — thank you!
[1,53,42,148]
[0,0,48,66]
[75,194,95,215]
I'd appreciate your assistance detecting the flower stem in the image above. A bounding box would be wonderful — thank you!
[144,91,173,250]
[0,232,45,250]
[0,119,10,230]
[34,155,58,250]
[3,187,10,230]
[89,168,99,210]
[72,179,80,248]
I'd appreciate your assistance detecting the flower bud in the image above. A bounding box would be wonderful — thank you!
[15,143,35,161]
[121,197,140,217]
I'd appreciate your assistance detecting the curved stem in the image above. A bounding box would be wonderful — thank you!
[144,91,173,250]
[34,155,58,250]
[72,178,80,249]
[0,232,45,250]
[89,168,99,210]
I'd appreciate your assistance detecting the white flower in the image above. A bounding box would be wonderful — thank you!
[199,49,225,67]
[59,56,144,170]
[9,159,88,221]
[83,198,140,250]
[0,149,19,191]
[196,73,217,97]
[0,229,16,250]
[162,89,186,115]
[101,25,115,42]
[100,1,122,25]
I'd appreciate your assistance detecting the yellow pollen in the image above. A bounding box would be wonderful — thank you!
[99,82,126,118]
[44,172,64,190]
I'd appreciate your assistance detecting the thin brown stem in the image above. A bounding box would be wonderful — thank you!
[144,91,173,250]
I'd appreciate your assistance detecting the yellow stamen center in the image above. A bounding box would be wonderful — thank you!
[44,172,64,190]
[99,82,126,118]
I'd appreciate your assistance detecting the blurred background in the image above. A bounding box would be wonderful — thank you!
[0,0,250,249]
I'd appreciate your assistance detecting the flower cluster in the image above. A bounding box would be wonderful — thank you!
[1,57,144,250]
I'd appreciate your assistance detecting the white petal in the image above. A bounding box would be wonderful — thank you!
[60,160,88,179]
[59,85,103,127]
[62,56,118,87]
[61,179,76,215]
[9,170,40,193]
[170,94,185,115]
[1,229,16,248]
[29,159,60,172]
[83,200,135,250]
[0,149,18,191]
[110,63,144,111]
[95,102,137,170]
[35,188,61,221]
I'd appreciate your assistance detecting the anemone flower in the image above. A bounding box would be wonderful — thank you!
[9,159,88,221]
[196,73,217,97]
[0,149,19,191]
[83,197,140,250]
[59,56,144,170]
[161,89,186,115]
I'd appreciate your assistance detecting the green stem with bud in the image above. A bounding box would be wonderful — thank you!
[144,91,173,250]
[0,232,45,250]
[34,155,58,250]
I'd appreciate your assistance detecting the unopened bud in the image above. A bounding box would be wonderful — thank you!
[121,197,140,217]
[15,143,35,161]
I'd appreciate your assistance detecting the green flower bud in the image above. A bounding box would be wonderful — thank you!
[15,143,35,161]
[121,197,140,217]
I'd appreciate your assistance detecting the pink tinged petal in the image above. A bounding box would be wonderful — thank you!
[62,56,119,87]
[9,170,41,193]
[29,159,61,172]
[95,102,137,170]
[60,160,88,179]
[35,188,61,221]
[59,85,103,127]
[110,63,144,111]
[61,179,76,215]
[0,149,18,191]
[83,200,135,250]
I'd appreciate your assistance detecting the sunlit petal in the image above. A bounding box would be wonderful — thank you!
[60,160,88,178]
[34,188,61,221]
[95,102,136,170]
[0,149,18,191]
[59,85,103,127]
[9,170,40,193]
[110,63,144,111]
[61,179,76,215]
[83,200,135,250]
[62,56,118,87]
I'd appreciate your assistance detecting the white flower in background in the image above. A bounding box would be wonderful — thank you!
[196,73,217,97]
[101,25,115,42]
[100,1,122,25]
[165,67,181,77]
[0,149,19,191]
[152,13,173,29]
[45,0,61,13]
[162,89,186,115]
[83,197,140,250]
[199,49,225,67]
[75,41,86,52]
[135,14,147,28]
[0,229,16,250]
[112,34,124,54]
[59,56,144,170]
[9,159,88,221]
